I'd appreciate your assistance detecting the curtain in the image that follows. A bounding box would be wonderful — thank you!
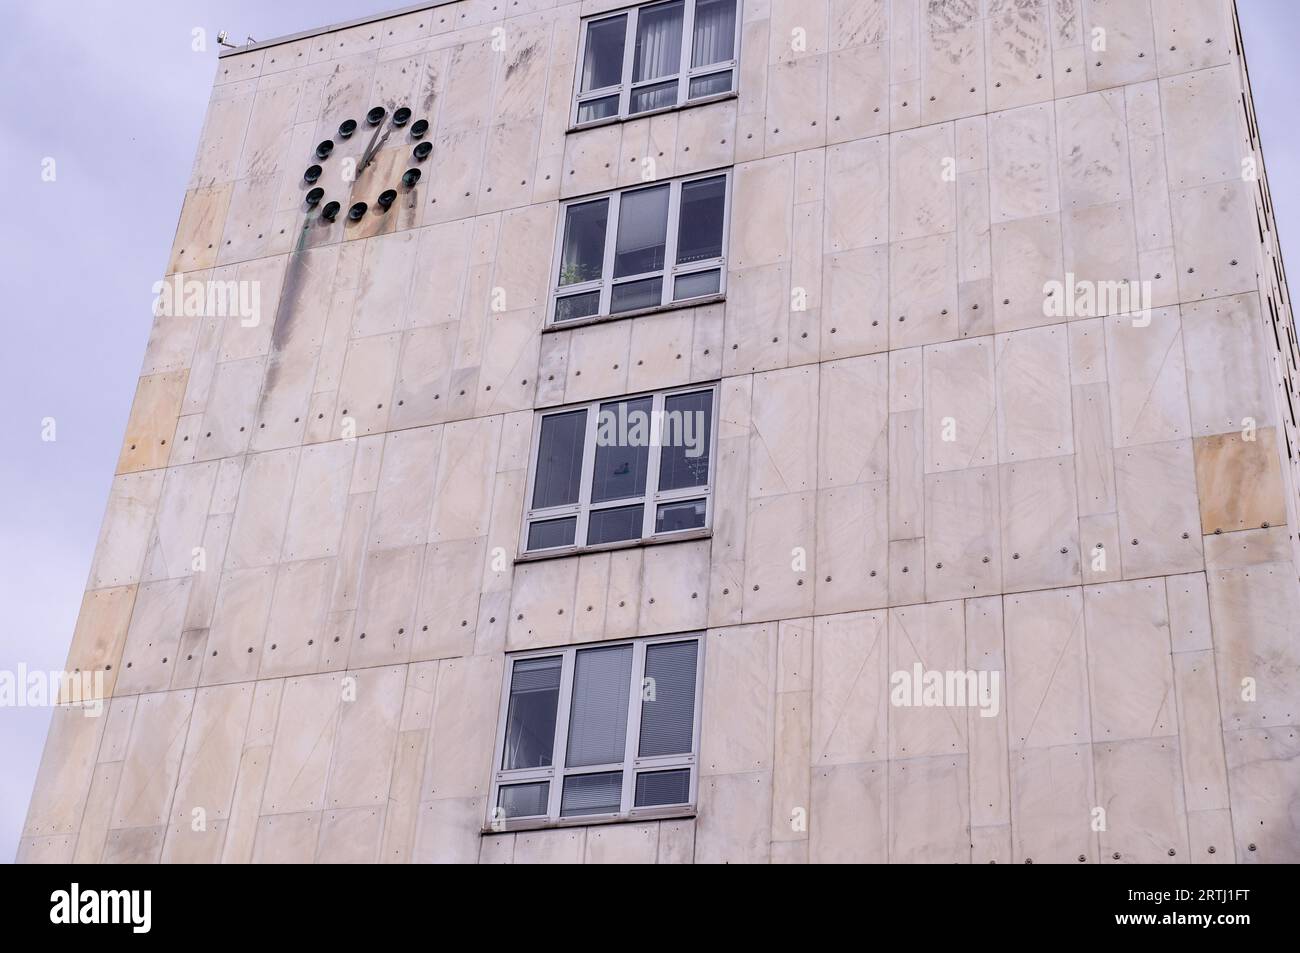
[634,1,685,82]
[692,0,736,67]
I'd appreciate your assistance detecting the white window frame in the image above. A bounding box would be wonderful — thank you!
[488,633,706,831]
[549,169,731,327]
[519,382,720,557]
[571,0,743,128]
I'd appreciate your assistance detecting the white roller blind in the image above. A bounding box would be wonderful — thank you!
[566,645,633,766]
[638,640,698,757]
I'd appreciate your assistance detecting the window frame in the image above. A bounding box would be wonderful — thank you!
[570,0,743,129]
[519,381,720,559]
[488,633,706,831]
[548,169,732,328]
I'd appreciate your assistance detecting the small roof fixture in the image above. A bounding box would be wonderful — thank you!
[413,141,432,161]
[348,202,368,221]
[366,106,387,126]
[376,189,398,211]
[304,164,322,183]
[305,187,325,206]
[393,106,412,127]
[338,118,357,139]
[321,201,341,221]
[410,119,429,139]
[402,168,421,188]
[315,139,334,159]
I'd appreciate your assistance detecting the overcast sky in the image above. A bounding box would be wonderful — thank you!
[1,1,1297,862]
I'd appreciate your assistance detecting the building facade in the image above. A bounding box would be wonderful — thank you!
[19,0,1300,863]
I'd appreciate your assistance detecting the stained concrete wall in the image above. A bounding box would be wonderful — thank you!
[18,0,1300,863]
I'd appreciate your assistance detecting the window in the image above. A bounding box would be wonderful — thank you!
[573,0,740,126]
[491,635,704,828]
[552,171,730,325]
[522,384,717,554]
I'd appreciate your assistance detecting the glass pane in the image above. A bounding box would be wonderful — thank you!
[586,504,645,545]
[531,409,587,509]
[676,175,726,264]
[554,291,601,323]
[527,516,576,551]
[634,768,691,807]
[688,70,733,99]
[639,641,698,756]
[581,15,627,92]
[567,646,633,767]
[658,389,713,490]
[629,80,678,114]
[591,396,653,503]
[576,95,620,124]
[558,199,608,286]
[613,185,669,277]
[561,771,623,816]
[633,1,683,82]
[655,498,706,533]
[691,0,736,67]
[503,656,562,769]
[673,269,721,300]
[611,277,664,313]
[498,781,550,818]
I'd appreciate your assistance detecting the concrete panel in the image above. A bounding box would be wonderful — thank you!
[815,481,889,613]
[251,812,321,863]
[1151,0,1234,75]
[1173,650,1230,813]
[1193,429,1288,535]
[424,654,502,800]
[1105,308,1190,448]
[261,673,342,815]
[89,471,165,590]
[695,771,772,864]
[1083,579,1177,742]
[743,492,815,622]
[989,102,1059,223]
[22,705,107,836]
[889,754,970,863]
[999,456,1080,592]
[326,664,404,809]
[812,611,888,765]
[224,448,299,570]
[1094,737,1189,864]
[890,124,956,242]
[923,337,996,473]
[991,214,1064,334]
[985,0,1053,112]
[1208,560,1300,731]
[818,354,888,488]
[966,595,1010,827]
[1224,727,1300,863]
[1114,440,1204,578]
[888,601,967,758]
[1170,181,1259,302]
[809,762,887,863]
[995,325,1073,463]
[1010,743,1098,863]
[115,577,191,696]
[583,823,660,864]
[1005,587,1089,749]
[1161,66,1243,191]
[924,468,1001,601]
[1181,294,1274,438]
[112,690,195,829]
[700,623,776,776]
[750,365,818,497]
[167,682,254,843]
[1082,0,1157,90]
[888,232,958,349]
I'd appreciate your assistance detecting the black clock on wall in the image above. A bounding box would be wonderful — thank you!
[303,103,431,223]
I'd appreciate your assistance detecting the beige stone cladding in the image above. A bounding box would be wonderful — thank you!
[18,0,1300,864]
